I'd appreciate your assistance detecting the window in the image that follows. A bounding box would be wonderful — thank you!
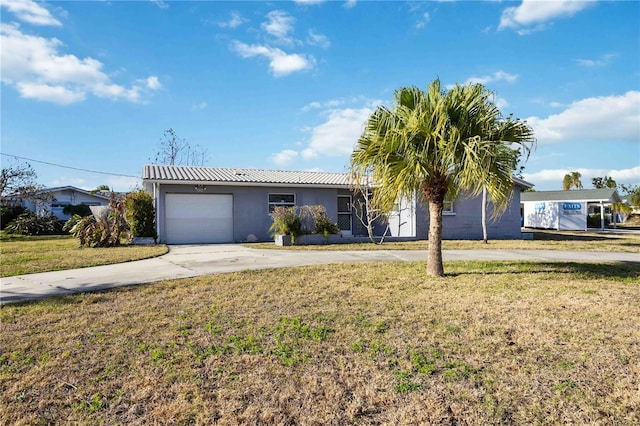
[443,199,454,214]
[51,201,70,208]
[268,193,295,212]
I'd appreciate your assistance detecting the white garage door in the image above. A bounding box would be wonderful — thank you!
[165,194,233,244]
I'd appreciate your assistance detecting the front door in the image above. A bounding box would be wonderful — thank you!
[337,195,352,236]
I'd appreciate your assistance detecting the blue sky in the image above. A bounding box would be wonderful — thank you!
[1,0,639,192]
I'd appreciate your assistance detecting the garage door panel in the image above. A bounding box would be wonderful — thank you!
[165,194,233,244]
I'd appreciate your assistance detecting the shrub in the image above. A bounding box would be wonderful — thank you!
[4,210,64,235]
[311,206,340,236]
[270,205,340,243]
[300,205,340,236]
[64,194,129,247]
[125,190,157,239]
[269,206,302,242]
[0,205,26,230]
[62,204,92,218]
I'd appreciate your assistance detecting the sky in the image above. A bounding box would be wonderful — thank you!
[1,0,639,193]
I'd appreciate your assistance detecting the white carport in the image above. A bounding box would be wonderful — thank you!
[521,188,622,231]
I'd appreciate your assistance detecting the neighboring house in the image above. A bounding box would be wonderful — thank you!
[142,165,532,244]
[521,188,622,231]
[20,186,111,220]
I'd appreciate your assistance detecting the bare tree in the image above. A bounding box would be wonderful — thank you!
[0,162,52,208]
[151,128,208,166]
[352,182,391,244]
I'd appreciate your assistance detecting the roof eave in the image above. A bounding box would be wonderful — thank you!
[142,179,354,189]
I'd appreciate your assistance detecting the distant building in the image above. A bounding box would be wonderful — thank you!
[20,186,110,220]
[521,188,622,230]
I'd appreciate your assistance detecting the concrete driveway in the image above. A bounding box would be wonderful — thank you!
[1,244,638,304]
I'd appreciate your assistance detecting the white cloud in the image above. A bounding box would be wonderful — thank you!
[523,166,640,189]
[0,24,160,104]
[301,96,379,113]
[463,70,518,86]
[526,91,640,144]
[301,107,374,159]
[576,53,617,68]
[262,10,296,44]
[16,82,85,105]
[191,101,208,111]
[499,0,594,34]
[145,76,161,90]
[416,12,430,29]
[301,101,323,112]
[294,0,325,5]
[307,30,330,49]
[217,11,247,29]
[150,0,169,10]
[493,95,509,110]
[271,149,299,167]
[231,41,314,77]
[344,0,357,9]
[0,0,61,26]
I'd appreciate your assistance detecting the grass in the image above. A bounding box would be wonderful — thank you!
[247,229,640,253]
[0,233,168,277]
[1,260,638,424]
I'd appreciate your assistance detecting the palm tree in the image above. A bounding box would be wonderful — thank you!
[562,171,583,190]
[351,80,534,277]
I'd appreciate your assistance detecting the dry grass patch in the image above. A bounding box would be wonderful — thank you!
[1,261,639,424]
[248,229,640,253]
[0,233,168,277]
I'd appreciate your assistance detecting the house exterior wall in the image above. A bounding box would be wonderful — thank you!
[146,182,527,243]
[419,190,525,240]
[154,184,349,243]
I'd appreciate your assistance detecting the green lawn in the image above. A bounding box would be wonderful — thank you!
[0,233,168,277]
[248,229,640,252]
[1,261,638,424]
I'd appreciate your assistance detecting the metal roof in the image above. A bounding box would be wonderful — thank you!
[521,188,621,203]
[143,165,353,187]
[143,165,536,190]
[513,176,534,189]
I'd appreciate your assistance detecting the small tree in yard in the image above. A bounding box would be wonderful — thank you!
[65,194,129,247]
[351,80,534,277]
[125,190,157,239]
[0,162,53,209]
[351,183,391,244]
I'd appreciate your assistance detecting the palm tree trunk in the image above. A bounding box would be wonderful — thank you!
[482,186,488,244]
[427,200,445,277]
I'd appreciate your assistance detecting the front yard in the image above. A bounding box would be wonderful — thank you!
[0,233,168,277]
[1,260,638,424]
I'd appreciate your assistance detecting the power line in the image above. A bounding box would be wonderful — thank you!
[0,152,141,179]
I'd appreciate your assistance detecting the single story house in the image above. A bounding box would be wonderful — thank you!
[143,165,533,244]
[521,188,622,231]
[20,186,110,220]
